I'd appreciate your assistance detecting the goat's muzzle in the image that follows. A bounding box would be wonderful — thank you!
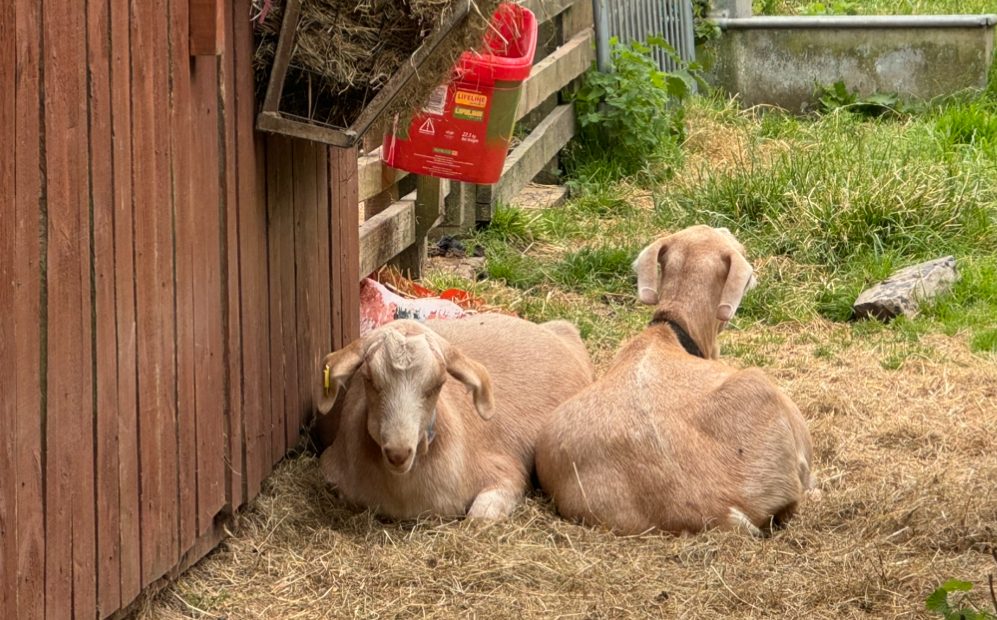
[382,446,414,474]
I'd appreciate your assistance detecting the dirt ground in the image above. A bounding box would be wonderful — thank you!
[138,320,996,619]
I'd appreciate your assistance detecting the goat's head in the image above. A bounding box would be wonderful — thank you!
[317,320,494,475]
[633,226,756,353]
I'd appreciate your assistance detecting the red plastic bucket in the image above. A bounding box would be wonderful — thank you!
[382,4,538,185]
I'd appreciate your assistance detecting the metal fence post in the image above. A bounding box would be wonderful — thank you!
[593,0,611,71]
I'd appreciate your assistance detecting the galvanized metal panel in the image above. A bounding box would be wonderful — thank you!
[594,0,696,72]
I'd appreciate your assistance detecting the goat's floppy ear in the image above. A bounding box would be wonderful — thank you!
[445,348,495,420]
[633,238,667,305]
[718,251,755,322]
[317,340,364,415]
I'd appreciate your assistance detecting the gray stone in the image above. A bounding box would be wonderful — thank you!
[853,256,959,321]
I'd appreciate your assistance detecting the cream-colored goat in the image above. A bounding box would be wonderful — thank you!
[535,225,815,535]
[316,314,594,520]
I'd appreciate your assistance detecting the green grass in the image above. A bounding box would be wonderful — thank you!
[549,246,638,295]
[755,0,997,16]
[452,90,997,362]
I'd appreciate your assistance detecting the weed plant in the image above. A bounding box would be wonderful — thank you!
[569,37,693,181]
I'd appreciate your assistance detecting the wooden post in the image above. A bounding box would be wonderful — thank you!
[394,175,443,279]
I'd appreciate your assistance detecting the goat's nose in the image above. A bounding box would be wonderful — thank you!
[383,446,413,468]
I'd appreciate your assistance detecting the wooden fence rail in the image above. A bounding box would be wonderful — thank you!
[355,0,595,279]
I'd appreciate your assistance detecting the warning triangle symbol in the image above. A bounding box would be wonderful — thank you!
[418,118,435,135]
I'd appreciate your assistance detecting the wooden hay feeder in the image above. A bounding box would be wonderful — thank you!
[256,0,476,147]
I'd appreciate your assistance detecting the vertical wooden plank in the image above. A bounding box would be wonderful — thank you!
[43,0,96,614]
[110,0,141,605]
[189,0,223,56]
[331,146,361,344]
[0,0,17,615]
[235,0,269,497]
[329,150,344,352]
[233,0,270,499]
[293,141,319,444]
[132,0,180,585]
[190,53,227,531]
[221,0,244,510]
[282,142,302,456]
[253,133,272,484]
[266,136,293,462]
[87,0,122,612]
[13,1,46,617]
[169,0,198,556]
[315,146,333,394]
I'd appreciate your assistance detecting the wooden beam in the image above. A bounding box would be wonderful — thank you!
[478,104,576,216]
[257,111,356,148]
[260,0,300,112]
[189,0,223,55]
[517,28,594,120]
[359,199,416,279]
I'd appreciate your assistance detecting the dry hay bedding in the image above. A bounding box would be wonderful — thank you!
[254,0,502,130]
[140,322,996,619]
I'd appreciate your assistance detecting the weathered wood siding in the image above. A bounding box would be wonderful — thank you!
[0,1,359,617]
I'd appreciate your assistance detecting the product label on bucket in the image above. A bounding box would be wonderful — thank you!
[423,85,448,116]
[455,90,488,108]
[453,107,484,122]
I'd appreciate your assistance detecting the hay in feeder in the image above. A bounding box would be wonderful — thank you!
[254,0,504,133]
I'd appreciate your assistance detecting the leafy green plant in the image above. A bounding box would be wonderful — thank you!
[926,579,996,619]
[572,37,696,177]
[691,0,721,44]
[815,80,912,118]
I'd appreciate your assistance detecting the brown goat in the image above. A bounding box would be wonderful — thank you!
[535,225,815,535]
[316,314,594,520]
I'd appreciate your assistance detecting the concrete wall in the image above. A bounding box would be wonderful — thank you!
[704,16,996,113]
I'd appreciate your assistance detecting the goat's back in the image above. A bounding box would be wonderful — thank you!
[536,334,813,534]
[426,314,594,424]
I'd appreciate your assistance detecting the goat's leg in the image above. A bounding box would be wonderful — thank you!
[467,483,522,519]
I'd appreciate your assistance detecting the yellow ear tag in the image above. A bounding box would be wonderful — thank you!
[323,365,331,396]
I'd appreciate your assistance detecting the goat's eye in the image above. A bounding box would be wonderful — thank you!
[424,382,443,398]
[364,372,382,392]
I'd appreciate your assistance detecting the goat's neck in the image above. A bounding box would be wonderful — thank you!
[648,308,718,360]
